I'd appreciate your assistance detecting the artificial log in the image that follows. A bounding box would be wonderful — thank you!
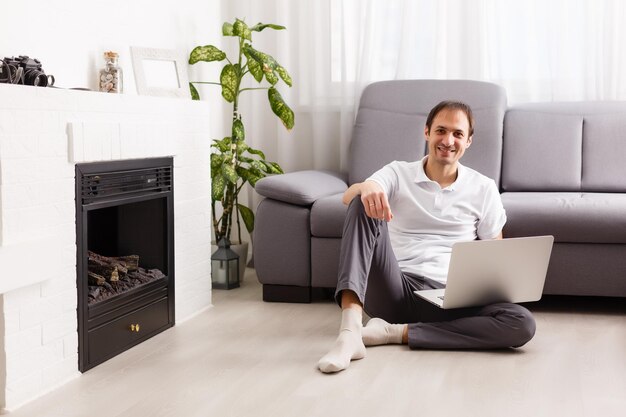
[110,255,139,271]
[88,256,120,282]
[88,251,140,276]
[88,252,125,276]
[88,271,106,286]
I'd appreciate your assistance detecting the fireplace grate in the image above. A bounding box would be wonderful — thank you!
[80,166,172,204]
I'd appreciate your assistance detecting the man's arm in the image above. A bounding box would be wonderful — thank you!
[342,180,393,222]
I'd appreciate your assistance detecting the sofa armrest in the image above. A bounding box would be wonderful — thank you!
[255,170,348,206]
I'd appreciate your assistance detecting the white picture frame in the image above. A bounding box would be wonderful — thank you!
[130,46,190,98]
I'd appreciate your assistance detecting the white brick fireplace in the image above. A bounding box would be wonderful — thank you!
[0,84,213,410]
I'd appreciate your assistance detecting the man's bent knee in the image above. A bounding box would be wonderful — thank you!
[347,196,365,212]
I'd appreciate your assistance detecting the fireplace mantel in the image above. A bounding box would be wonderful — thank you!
[0,83,213,410]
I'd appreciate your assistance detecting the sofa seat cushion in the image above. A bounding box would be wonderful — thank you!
[311,193,347,238]
[502,192,626,243]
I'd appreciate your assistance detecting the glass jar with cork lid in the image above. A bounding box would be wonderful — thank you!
[99,51,123,93]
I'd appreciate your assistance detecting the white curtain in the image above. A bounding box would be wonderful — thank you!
[224,0,626,174]
[219,0,626,217]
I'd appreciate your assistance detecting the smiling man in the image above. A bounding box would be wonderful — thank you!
[318,101,536,373]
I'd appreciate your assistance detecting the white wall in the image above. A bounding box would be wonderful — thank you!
[1,0,226,131]
[2,2,210,90]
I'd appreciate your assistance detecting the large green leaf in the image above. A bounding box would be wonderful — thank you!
[244,48,263,83]
[238,156,253,163]
[276,66,292,87]
[236,141,249,156]
[220,64,238,103]
[268,87,295,130]
[244,45,279,73]
[265,71,279,86]
[250,160,264,171]
[212,175,226,201]
[236,166,256,185]
[236,166,250,179]
[262,161,284,174]
[189,45,226,64]
[250,23,286,32]
[212,137,231,152]
[189,83,200,100]
[210,153,224,173]
[237,164,264,181]
[237,204,255,233]
[270,162,284,174]
[222,22,234,36]
[232,119,245,142]
[246,147,266,160]
[257,161,270,174]
[222,163,238,184]
[246,174,263,187]
[233,19,252,41]
[244,45,291,87]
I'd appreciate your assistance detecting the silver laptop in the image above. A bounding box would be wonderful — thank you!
[414,235,554,309]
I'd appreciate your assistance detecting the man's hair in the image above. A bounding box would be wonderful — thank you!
[425,101,474,137]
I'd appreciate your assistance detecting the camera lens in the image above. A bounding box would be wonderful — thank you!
[24,69,48,87]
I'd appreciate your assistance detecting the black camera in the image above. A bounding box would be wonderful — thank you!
[0,55,55,87]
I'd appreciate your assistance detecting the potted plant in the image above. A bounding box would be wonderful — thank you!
[189,18,294,282]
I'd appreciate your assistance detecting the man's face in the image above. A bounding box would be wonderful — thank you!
[424,109,473,168]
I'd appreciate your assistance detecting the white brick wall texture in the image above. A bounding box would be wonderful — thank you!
[0,83,213,411]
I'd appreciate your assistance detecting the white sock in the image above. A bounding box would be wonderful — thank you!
[318,308,366,373]
[362,318,405,346]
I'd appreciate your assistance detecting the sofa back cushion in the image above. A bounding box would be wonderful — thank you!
[502,102,626,192]
[348,79,507,185]
[583,112,626,191]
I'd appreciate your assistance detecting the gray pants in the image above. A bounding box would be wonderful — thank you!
[335,198,536,349]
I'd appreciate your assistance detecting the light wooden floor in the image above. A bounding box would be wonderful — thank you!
[7,269,626,417]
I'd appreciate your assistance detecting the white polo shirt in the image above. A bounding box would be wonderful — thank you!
[367,157,506,284]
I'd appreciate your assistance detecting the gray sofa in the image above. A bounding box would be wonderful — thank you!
[253,80,626,302]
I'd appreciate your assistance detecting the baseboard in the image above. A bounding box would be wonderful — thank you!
[262,284,312,303]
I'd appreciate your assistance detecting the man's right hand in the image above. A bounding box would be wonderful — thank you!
[343,181,393,222]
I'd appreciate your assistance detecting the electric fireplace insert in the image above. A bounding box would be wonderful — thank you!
[76,157,175,372]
